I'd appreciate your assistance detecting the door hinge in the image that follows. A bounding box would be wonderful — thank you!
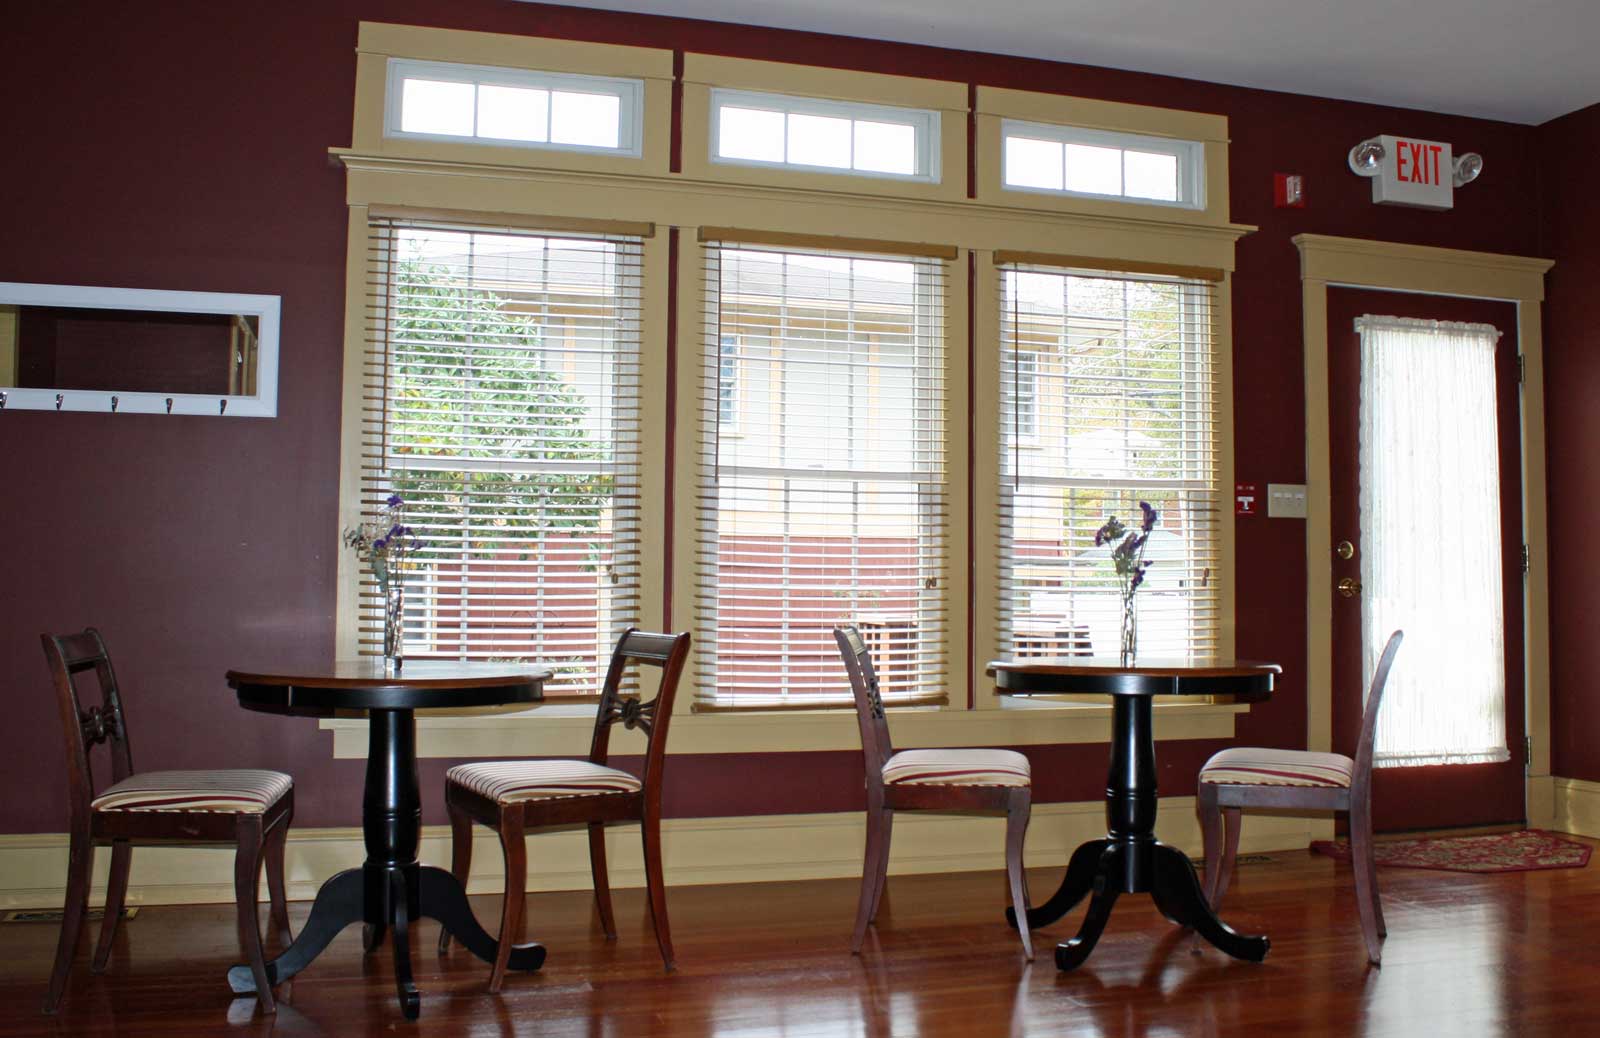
[1522,544,1531,575]
[1525,735,1533,769]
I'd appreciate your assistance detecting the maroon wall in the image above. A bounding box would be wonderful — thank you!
[1540,103,1600,784]
[0,1,1550,833]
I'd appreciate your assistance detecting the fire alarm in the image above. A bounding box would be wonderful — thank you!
[1274,173,1305,208]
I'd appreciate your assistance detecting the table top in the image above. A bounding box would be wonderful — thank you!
[987,657,1280,699]
[229,659,552,713]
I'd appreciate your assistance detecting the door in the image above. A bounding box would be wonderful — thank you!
[1328,287,1525,832]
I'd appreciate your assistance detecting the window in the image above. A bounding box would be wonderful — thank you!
[1012,349,1039,443]
[361,218,644,696]
[1001,120,1203,208]
[695,243,949,709]
[386,59,643,156]
[718,333,741,429]
[997,264,1220,661]
[711,89,939,182]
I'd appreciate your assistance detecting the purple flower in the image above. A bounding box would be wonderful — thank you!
[1139,501,1158,533]
[386,494,403,507]
[372,537,388,551]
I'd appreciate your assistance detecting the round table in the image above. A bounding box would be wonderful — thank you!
[228,660,550,1019]
[987,656,1279,970]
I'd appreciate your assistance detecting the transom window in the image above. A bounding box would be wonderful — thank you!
[711,89,939,182]
[1002,120,1203,209]
[385,58,643,156]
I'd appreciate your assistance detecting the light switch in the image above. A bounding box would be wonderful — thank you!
[1267,484,1308,518]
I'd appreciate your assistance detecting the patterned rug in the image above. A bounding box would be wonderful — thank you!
[1311,829,1592,874]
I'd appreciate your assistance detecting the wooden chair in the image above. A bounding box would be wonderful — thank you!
[41,628,294,1014]
[440,629,690,991]
[834,625,1034,959]
[1198,629,1404,964]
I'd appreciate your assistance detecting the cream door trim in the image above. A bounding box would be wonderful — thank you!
[1292,233,1554,826]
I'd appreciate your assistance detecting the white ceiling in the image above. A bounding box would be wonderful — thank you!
[534,0,1600,124]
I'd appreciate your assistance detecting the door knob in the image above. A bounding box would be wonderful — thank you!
[1337,577,1362,598]
[1335,540,1355,560]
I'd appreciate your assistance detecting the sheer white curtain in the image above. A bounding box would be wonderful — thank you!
[1357,315,1509,767]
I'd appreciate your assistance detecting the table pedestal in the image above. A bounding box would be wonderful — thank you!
[1008,696,1270,969]
[227,709,544,1019]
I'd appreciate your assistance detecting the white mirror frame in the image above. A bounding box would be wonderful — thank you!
[0,282,280,417]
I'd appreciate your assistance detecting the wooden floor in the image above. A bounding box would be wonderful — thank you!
[4,839,1599,1037]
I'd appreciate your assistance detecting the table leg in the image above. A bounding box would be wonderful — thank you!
[418,866,548,972]
[1149,843,1269,962]
[389,872,420,1019]
[227,867,364,992]
[1007,837,1111,930]
[1054,852,1124,971]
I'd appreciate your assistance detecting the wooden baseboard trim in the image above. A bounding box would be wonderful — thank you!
[1554,776,1600,838]
[0,799,1318,910]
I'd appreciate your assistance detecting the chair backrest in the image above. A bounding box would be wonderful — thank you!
[588,629,691,794]
[1353,630,1405,788]
[42,628,134,827]
[834,626,893,792]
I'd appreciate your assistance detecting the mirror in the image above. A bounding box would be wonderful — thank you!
[0,282,279,416]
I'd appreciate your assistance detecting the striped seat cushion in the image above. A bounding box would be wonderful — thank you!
[90,770,292,814]
[882,749,1031,788]
[447,760,643,804]
[1200,747,1355,788]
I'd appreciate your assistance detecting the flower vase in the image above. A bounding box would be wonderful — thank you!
[382,582,404,673]
[1119,590,1138,667]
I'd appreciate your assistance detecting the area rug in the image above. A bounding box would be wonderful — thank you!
[1311,829,1591,874]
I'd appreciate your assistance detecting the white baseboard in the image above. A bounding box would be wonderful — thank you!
[0,799,1319,910]
[1554,776,1600,838]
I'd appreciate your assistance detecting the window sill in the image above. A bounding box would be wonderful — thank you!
[318,698,1247,759]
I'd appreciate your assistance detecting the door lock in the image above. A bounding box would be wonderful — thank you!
[1337,577,1363,598]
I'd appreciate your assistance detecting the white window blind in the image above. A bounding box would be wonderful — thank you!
[695,242,949,709]
[362,217,643,696]
[997,263,1220,661]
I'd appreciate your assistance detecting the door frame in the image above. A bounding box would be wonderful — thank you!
[1293,234,1555,835]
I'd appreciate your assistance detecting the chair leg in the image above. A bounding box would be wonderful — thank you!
[1349,800,1384,965]
[265,818,293,946]
[234,818,276,1014]
[869,809,894,923]
[1198,784,1223,907]
[588,821,617,940]
[91,841,132,973]
[1210,806,1242,911]
[1005,790,1034,961]
[42,829,93,1014]
[852,807,888,954]
[488,812,526,993]
[641,809,675,971]
[438,800,474,954]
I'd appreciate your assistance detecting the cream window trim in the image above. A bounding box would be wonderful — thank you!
[353,23,673,175]
[681,54,966,203]
[1291,233,1553,826]
[318,698,1247,758]
[975,87,1231,226]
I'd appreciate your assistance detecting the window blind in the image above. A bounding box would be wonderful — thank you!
[695,241,949,710]
[997,263,1220,661]
[362,217,643,696]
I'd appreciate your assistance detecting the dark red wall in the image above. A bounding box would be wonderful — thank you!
[0,1,1553,833]
[1540,103,1600,784]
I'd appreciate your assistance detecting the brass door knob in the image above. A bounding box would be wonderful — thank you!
[1337,577,1362,598]
[1335,540,1355,560]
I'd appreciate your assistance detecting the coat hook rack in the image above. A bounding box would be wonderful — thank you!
[55,393,64,411]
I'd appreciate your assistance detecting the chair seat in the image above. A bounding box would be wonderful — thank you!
[882,749,1031,788]
[447,760,643,804]
[90,770,293,814]
[1200,747,1354,788]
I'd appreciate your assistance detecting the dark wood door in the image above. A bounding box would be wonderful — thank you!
[1327,287,1525,832]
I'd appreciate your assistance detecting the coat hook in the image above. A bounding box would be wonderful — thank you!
[219,398,227,415]
[165,397,173,414]
[110,396,119,413]
[55,393,64,411]
[0,391,7,410]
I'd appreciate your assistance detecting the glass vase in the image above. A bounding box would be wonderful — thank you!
[382,582,404,673]
[1119,589,1138,667]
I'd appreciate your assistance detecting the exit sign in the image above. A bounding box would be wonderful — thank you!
[1372,134,1455,210]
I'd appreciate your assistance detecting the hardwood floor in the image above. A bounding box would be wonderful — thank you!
[3,838,1598,1037]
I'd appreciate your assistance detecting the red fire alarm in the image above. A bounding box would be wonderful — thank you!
[1236,482,1259,516]
[1274,173,1306,208]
